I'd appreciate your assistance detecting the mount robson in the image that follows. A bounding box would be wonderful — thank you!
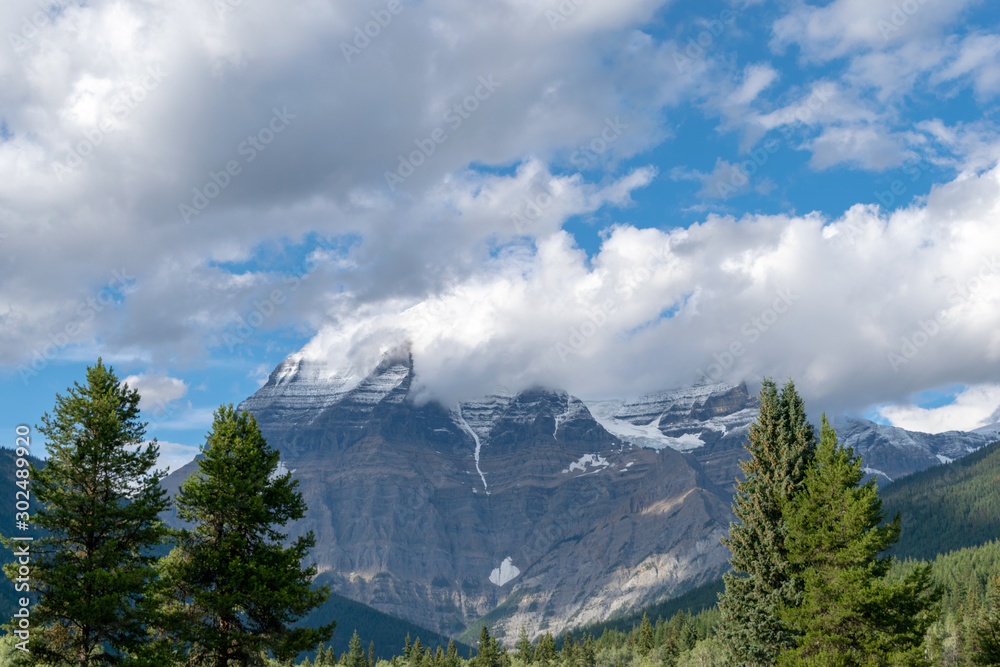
[160,345,1000,645]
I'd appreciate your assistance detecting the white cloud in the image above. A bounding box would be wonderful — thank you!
[292,163,1000,413]
[878,384,1000,433]
[148,440,200,474]
[121,373,188,411]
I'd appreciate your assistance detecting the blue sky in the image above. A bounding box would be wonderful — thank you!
[2,0,1000,468]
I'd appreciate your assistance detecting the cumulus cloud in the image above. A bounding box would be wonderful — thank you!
[878,384,1000,433]
[293,163,1000,413]
[121,373,188,412]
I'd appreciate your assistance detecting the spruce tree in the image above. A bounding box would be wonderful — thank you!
[445,639,460,667]
[972,571,1000,665]
[718,378,816,665]
[777,415,940,665]
[638,612,654,656]
[346,631,367,667]
[477,626,501,667]
[515,626,533,664]
[3,359,169,665]
[155,404,334,665]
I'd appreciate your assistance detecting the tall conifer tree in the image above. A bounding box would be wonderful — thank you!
[154,404,334,665]
[3,360,169,666]
[777,415,939,665]
[718,379,816,665]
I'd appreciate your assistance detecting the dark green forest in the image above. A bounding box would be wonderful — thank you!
[881,440,1000,561]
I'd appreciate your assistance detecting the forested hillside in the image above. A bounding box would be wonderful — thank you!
[301,577,473,660]
[881,439,1000,560]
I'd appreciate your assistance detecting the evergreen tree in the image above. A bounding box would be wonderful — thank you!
[2,360,169,665]
[777,415,940,665]
[515,626,533,664]
[404,635,413,660]
[347,631,367,667]
[370,641,377,667]
[718,379,816,665]
[478,626,501,667]
[155,405,335,664]
[533,633,556,666]
[638,613,654,656]
[446,639,460,667]
[972,571,1000,665]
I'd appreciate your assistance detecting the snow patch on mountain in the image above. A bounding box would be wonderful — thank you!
[489,557,520,586]
[563,453,610,474]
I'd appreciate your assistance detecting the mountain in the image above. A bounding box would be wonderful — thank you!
[193,349,742,643]
[159,347,999,644]
[835,417,1000,484]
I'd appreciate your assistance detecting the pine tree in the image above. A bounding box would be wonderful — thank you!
[2,360,170,666]
[404,635,413,660]
[155,404,335,665]
[972,571,1000,665]
[638,612,654,656]
[533,633,556,666]
[515,626,534,664]
[478,626,502,667]
[347,631,367,667]
[718,379,816,665]
[370,640,377,667]
[777,415,941,665]
[446,639,460,667]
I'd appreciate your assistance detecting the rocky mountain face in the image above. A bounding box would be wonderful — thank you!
[161,349,999,644]
[835,417,1000,484]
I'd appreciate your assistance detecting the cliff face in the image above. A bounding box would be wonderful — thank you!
[208,352,732,641]
[160,350,996,643]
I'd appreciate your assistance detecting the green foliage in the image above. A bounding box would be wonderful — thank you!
[3,359,170,665]
[718,378,816,665]
[300,577,469,660]
[881,439,1000,561]
[777,415,940,665]
[971,571,1000,665]
[155,404,335,664]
